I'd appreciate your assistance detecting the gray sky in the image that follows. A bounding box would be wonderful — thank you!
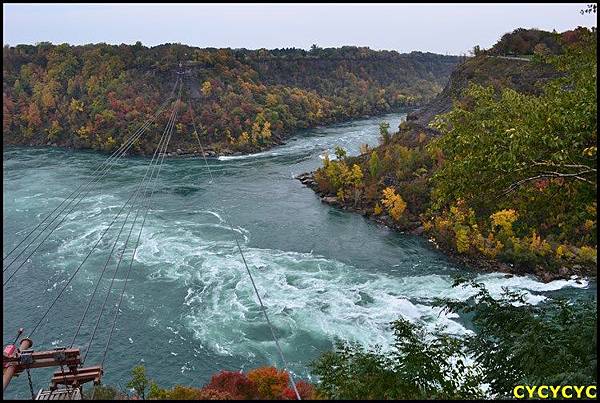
[3,3,596,54]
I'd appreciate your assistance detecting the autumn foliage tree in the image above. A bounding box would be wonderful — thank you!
[3,42,460,155]
[381,187,407,221]
[116,366,317,400]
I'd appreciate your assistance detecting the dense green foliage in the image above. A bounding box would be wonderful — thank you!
[441,280,597,396]
[2,43,460,155]
[311,27,597,278]
[426,27,597,274]
[487,27,564,56]
[313,125,434,228]
[311,281,597,399]
[311,319,483,399]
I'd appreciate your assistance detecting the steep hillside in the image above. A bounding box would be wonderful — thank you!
[301,28,597,281]
[2,43,460,155]
[403,27,591,136]
[404,54,559,138]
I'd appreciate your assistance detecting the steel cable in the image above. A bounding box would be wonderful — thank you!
[3,90,178,286]
[26,80,182,337]
[79,82,181,363]
[99,81,182,368]
[185,77,302,400]
[2,82,178,265]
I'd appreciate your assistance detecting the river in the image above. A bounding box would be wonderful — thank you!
[2,112,593,398]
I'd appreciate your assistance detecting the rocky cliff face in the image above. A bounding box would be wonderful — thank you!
[404,55,560,135]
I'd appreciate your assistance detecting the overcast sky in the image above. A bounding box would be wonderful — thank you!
[3,3,596,55]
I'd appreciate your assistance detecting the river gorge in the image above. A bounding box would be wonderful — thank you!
[2,112,593,398]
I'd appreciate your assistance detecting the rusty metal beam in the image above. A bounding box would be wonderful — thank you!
[4,348,80,364]
[3,337,32,391]
[5,349,81,373]
[51,366,103,388]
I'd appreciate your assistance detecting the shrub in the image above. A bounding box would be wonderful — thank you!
[247,366,290,400]
[165,385,202,400]
[381,187,407,221]
[282,380,319,400]
[440,280,598,397]
[205,370,258,400]
[490,209,518,237]
[311,318,483,400]
[196,388,234,400]
[576,246,597,264]
[127,365,149,399]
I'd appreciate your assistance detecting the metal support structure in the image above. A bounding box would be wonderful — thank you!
[3,333,103,397]
[3,337,33,391]
[51,366,102,388]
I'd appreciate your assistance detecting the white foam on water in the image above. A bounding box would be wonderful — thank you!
[16,134,589,370]
[130,216,589,358]
[218,150,276,161]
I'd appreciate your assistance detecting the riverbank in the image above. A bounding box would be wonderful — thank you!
[5,110,595,399]
[296,172,593,283]
[37,109,413,159]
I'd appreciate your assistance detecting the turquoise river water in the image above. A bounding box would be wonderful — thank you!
[2,112,593,398]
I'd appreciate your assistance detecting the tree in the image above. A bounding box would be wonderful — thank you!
[260,121,272,142]
[127,365,150,399]
[437,279,597,397]
[2,40,461,155]
[201,80,212,96]
[25,102,42,128]
[311,318,483,400]
[312,281,597,400]
[379,121,391,145]
[247,367,289,400]
[205,370,258,399]
[381,187,406,221]
[334,146,347,160]
[429,30,596,215]
[369,151,380,178]
[148,381,168,400]
[46,120,62,141]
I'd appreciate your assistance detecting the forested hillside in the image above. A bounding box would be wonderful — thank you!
[304,27,597,280]
[2,43,460,155]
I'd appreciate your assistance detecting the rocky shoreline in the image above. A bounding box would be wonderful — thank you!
[296,172,591,283]
[43,136,287,159]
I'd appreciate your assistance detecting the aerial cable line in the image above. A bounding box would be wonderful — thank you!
[82,90,180,365]
[184,77,302,400]
[2,85,178,264]
[2,92,175,271]
[2,91,179,286]
[82,98,179,364]
[71,90,178,350]
[25,79,183,337]
[99,81,182,369]
[71,81,181,354]
[91,80,181,401]
[27,79,181,338]
[2,120,157,286]
[2,115,155,275]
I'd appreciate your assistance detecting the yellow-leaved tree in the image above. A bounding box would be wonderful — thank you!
[260,121,272,141]
[201,81,212,96]
[381,187,406,221]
